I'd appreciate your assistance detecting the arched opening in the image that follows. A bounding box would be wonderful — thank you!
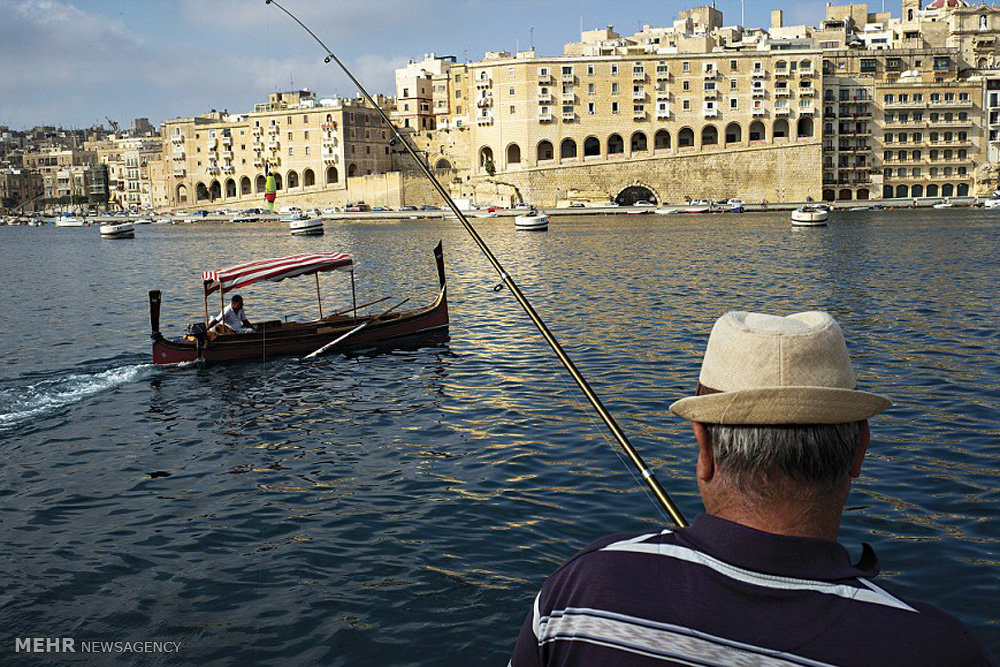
[857,189,869,200]
[822,188,835,201]
[584,136,601,156]
[287,170,299,189]
[607,134,624,154]
[176,183,188,204]
[506,143,522,164]
[196,182,209,202]
[225,178,236,198]
[615,185,657,206]
[348,164,358,177]
[797,117,814,138]
[911,184,924,198]
[210,180,221,200]
[240,176,251,195]
[774,119,789,140]
[724,122,742,144]
[560,138,578,159]
[895,184,909,198]
[303,168,315,187]
[654,129,671,149]
[326,166,338,184]
[883,185,893,198]
[927,184,939,197]
[630,131,648,152]
[957,183,969,196]
[536,140,554,161]
[701,125,718,147]
[479,146,494,171]
[749,121,766,142]
[942,183,954,197]
[434,158,452,170]
[255,175,266,193]
[678,127,695,148]
[838,189,853,200]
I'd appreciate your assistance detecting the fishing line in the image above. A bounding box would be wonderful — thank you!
[265,0,687,527]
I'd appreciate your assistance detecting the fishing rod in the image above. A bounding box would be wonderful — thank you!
[265,0,687,528]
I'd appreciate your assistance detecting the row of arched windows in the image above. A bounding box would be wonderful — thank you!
[479,119,814,170]
[882,183,970,199]
[182,165,354,202]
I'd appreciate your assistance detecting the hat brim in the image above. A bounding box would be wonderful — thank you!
[669,387,891,425]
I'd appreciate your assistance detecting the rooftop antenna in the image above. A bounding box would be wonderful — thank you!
[530,27,534,50]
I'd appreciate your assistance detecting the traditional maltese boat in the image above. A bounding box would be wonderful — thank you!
[148,242,449,364]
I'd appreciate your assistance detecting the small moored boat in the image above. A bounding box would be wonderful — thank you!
[55,215,87,227]
[791,206,829,226]
[681,199,712,214]
[932,199,953,209]
[99,221,135,239]
[514,209,549,231]
[984,196,1000,209]
[290,217,324,236]
[149,243,449,364]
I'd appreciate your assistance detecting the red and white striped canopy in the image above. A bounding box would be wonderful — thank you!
[201,252,353,294]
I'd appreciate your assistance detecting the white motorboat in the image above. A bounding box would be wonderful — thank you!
[932,199,953,209]
[290,217,324,236]
[134,218,152,225]
[983,196,1000,209]
[514,209,549,231]
[99,221,135,239]
[55,215,87,227]
[791,206,829,226]
[681,199,712,214]
[654,207,679,215]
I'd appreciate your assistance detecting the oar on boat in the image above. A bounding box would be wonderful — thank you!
[304,298,410,360]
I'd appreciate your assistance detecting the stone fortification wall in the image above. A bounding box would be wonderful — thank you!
[463,141,823,207]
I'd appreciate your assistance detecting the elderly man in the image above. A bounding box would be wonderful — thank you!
[511,311,991,666]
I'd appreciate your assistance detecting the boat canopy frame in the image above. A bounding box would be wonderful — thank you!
[199,252,357,325]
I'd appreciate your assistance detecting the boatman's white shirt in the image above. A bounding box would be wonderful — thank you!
[214,305,253,333]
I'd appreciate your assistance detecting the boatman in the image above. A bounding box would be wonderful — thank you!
[208,294,255,334]
[511,310,992,666]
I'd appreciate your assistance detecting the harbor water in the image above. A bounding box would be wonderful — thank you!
[0,210,997,664]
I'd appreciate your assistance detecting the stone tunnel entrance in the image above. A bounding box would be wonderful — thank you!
[615,185,658,206]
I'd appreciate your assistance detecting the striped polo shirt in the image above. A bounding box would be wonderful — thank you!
[511,514,991,666]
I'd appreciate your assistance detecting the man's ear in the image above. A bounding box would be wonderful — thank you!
[850,421,870,479]
[694,422,714,483]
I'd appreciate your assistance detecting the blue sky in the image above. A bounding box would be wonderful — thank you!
[0,0,846,130]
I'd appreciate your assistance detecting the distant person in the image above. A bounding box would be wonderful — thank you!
[208,294,254,334]
[511,310,992,666]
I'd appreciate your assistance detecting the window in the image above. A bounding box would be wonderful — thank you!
[287,132,292,140]
[730,97,738,110]
[682,99,690,110]
[305,146,310,156]
[587,64,595,76]
[509,105,515,115]
[861,59,877,73]
[682,61,690,73]
[730,80,737,90]
[288,147,294,156]
[588,101,595,114]
[959,92,969,101]
[683,80,690,91]
[612,82,619,95]
[730,59,738,71]
[508,67,515,79]
[704,81,716,91]
[562,66,573,76]
[612,101,619,114]
[885,132,894,143]
[509,86,515,95]
[611,64,619,76]
[304,131,309,140]
[588,83,596,96]
[884,94,895,104]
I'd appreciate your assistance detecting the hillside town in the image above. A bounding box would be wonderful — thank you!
[5,0,1000,212]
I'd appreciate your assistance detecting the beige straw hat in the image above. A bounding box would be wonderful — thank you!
[670,311,891,424]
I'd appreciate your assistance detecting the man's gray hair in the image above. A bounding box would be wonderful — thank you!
[706,422,863,499]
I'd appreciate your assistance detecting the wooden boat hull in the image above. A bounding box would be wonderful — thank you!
[150,243,449,364]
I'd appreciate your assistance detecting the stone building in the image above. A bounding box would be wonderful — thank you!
[160,90,393,207]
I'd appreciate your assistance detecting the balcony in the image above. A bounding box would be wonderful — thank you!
[752,69,766,78]
[207,166,220,175]
[656,107,670,119]
[538,112,554,122]
[929,99,973,108]
[775,88,791,97]
[562,112,575,122]
[323,154,338,164]
[172,153,185,161]
[537,93,553,103]
[799,67,816,77]
[253,159,263,167]
[252,127,262,136]
[323,138,338,148]
[633,110,647,120]
[561,94,575,105]
[752,107,767,116]
[703,69,718,79]
[798,106,815,115]
[320,122,336,130]
[267,126,279,135]
[267,140,280,150]
[561,71,575,82]
[703,107,719,117]
[799,88,816,97]
[752,88,766,98]
[632,70,646,81]
[537,73,552,84]
[221,135,232,146]
[775,106,791,116]
[171,135,184,144]
[173,169,185,177]
[476,78,492,89]
[476,114,494,125]
[774,67,790,77]
[656,70,670,81]
[885,99,927,109]
[703,90,718,99]
[633,91,647,101]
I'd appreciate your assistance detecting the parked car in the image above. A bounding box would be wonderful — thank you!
[725,199,746,208]
[633,200,655,206]
[399,205,417,211]
[278,206,302,214]
[487,206,498,213]
[321,206,341,215]
[568,202,586,208]
[345,202,370,212]
[371,206,391,212]
[419,205,440,211]
[513,203,531,210]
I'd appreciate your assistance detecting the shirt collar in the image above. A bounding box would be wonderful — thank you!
[675,513,880,581]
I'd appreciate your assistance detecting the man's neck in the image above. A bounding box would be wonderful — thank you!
[707,499,844,541]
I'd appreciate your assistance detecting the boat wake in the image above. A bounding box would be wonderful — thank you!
[0,364,153,430]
